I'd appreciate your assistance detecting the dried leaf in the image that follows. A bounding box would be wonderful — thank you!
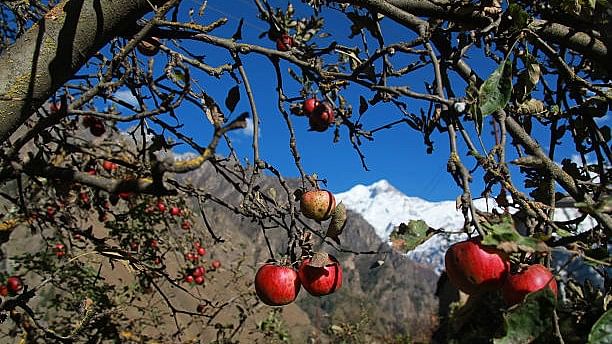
[389,220,434,253]
[308,251,332,268]
[225,85,240,113]
[359,96,368,115]
[326,202,347,244]
[232,18,244,41]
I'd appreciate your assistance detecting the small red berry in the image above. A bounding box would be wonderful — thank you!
[157,202,166,212]
[194,275,204,285]
[211,260,221,270]
[197,247,206,256]
[181,220,191,230]
[6,276,23,294]
[79,192,90,204]
[170,207,181,216]
[192,267,204,278]
[0,285,8,297]
[150,239,158,249]
[102,160,114,172]
[184,275,194,284]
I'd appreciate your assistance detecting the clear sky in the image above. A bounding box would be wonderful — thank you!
[118,0,593,201]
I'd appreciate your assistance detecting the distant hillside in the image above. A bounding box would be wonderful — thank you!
[184,160,440,341]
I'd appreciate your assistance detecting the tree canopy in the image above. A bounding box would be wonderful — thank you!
[0,0,610,342]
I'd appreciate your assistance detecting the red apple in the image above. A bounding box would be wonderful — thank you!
[444,239,509,295]
[308,101,335,132]
[502,264,558,306]
[255,263,301,306]
[298,254,342,296]
[300,189,336,221]
[303,97,319,115]
[276,34,294,51]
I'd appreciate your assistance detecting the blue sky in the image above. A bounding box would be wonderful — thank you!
[116,0,601,201]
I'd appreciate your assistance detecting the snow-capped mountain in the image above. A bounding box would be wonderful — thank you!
[336,180,475,274]
[336,180,599,278]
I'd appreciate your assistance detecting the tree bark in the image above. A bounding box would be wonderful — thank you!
[0,0,169,143]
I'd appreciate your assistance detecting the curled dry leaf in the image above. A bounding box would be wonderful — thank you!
[307,251,333,268]
[326,202,347,244]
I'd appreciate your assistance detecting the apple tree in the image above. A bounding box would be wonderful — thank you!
[0,0,610,342]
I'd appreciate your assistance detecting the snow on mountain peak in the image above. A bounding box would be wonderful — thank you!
[336,180,472,273]
[337,180,600,281]
[336,180,477,240]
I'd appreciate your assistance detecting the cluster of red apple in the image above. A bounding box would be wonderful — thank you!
[0,275,23,297]
[445,239,558,306]
[254,253,342,306]
[254,188,343,306]
[302,97,335,132]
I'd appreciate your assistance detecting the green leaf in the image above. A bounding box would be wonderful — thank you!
[589,309,612,344]
[507,4,530,32]
[478,58,513,122]
[494,289,556,344]
[481,215,548,254]
[389,220,433,253]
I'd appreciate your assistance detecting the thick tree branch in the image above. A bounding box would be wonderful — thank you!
[0,0,173,142]
[334,0,609,71]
